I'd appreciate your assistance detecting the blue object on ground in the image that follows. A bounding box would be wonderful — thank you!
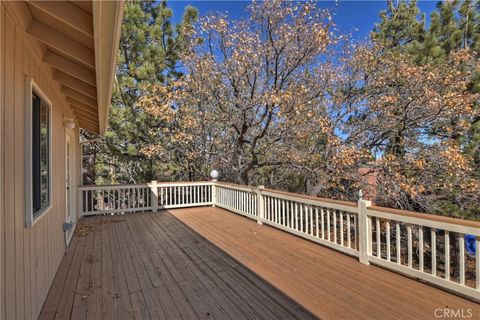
[465,234,476,255]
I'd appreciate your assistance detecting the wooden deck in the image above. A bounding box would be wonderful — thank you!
[40,208,479,320]
[39,209,315,320]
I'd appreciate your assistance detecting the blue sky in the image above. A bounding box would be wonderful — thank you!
[169,1,439,40]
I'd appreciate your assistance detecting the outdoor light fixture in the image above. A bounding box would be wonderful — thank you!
[63,118,75,129]
[210,169,219,181]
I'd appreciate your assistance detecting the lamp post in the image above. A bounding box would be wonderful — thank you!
[210,170,219,206]
[210,169,219,182]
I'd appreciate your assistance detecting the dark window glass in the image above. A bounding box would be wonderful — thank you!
[32,92,50,217]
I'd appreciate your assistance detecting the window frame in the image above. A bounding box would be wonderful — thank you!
[25,77,52,228]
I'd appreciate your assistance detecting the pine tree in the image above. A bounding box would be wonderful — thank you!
[92,0,198,184]
[372,0,425,51]
[435,1,463,53]
[370,0,480,218]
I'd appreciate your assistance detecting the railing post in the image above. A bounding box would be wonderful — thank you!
[211,181,217,207]
[358,199,372,265]
[148,180,158,212]
[256,185,264,225]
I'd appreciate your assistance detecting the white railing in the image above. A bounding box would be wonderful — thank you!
[214,183,257,219]
[260,188,359,257]
[78,180,480,301]
[214,183,480,301]
[79,181,213,216]
[79,183,152,215]
[365,205,480,300]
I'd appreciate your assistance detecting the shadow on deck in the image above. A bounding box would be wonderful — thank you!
[40,207,479,320]
[39,208,315,320]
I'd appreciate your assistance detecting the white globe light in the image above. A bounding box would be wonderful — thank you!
[210,170,219,180]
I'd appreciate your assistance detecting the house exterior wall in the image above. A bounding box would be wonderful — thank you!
[1,3,81,319]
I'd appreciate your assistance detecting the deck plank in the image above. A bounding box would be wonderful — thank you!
[112,219,150,320]
[108,218,134,320]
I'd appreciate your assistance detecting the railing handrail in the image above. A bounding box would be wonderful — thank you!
[262,188,358,212]
[79,183,149,190]
[369,205,480,230]
[215,181,257,192]
[79,181,213,190]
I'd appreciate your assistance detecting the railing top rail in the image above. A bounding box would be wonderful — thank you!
[368,205,480,230]
[79,181,213,190]
[263,188,358,208]
[215,182,257,192]
[79,183,149,189]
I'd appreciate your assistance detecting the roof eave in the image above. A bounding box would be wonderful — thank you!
[92,0,125,135]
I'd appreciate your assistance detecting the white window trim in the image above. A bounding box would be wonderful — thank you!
[24,77,53,228]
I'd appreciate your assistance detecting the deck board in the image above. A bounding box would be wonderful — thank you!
[170,207,480,320]
[40,210,315,320]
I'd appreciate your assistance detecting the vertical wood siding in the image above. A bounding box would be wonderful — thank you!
[1,4,80,319]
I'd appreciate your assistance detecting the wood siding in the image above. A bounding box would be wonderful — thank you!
[1,3,80,319]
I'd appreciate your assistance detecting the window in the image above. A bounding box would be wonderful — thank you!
[25,78,52,227]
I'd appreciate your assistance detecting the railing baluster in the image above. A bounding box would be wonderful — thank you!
[289,202,293,228]
[432,228,437,276]
[419,226,423,272]
[327,210,331,241]
[315,208,319,238]
[295,203,299,230]
[321,209,325,239]
[340,212,344,246]
[333,210,337,243]
[277,199,280,224]
[407,224,412,268]
[445,231,450,280]
[386,220,391,261]
[376,218,381,258]
[189,186,193,205]
[299,205,303,231]
[347,214,351,248]
[180,186,187,205]
[271,196,274,221]
[353,215,357,249]
[172,186,178,206]
[396,222,401,264]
